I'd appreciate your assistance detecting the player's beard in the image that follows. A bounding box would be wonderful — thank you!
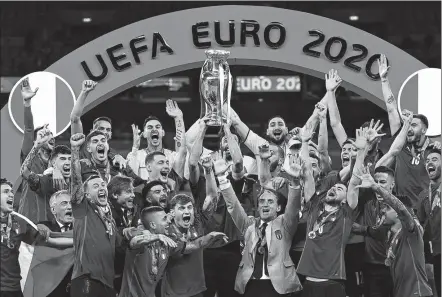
[267,135,285,146]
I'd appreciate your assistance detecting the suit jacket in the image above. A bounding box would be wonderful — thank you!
[220,184,302,295]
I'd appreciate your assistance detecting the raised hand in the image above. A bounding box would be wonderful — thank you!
[272,177,286,190]
[158,234,177,248]
[131,124,141,149]
[213,158,231,177]
[112,155,127,170]
[316,102,328,119]
[365,119,386,145]
[21,77,39,105]
[166,99,183,118]
[35,125,52,148]
[354,166,376,189]
[353,128,369,151]
[377,54,390,80]
[258,143,273,160]
[52,168,67,191]
[400,109,414,124]
[325,69,343,92]
[430,141,442,150]
[201,155,213,171]
[285,154,304,179]
[205,232,229,246]
[70,133,85,148]
[82,80,97,93]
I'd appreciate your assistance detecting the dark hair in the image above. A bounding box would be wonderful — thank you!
[143,116,162,130]
[107,176,133,199]
[258,188,287,214]
[374,166,396,177]
[0,178,13,188]
[145,151,166,165]
[342,138,355,147]
[309,153,320,164]
[169,194,195,209]
[413,114,429,129]
[425,147,441,159]
[49,145,71,162]
[142,180,166,202]
[93,117,112,127]
[86,130,107,144]
[267,116,286,128]
[83,174,102,192]
[140,206,165,229]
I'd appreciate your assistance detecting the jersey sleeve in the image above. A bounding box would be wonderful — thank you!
[244,130,267,155]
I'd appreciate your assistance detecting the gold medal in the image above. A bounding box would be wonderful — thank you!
[308,231,316,239]
[258,246,265,254]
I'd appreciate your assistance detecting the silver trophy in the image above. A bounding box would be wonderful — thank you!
[199,50,232,126]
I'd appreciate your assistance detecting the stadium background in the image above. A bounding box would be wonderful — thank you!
[1,1,440,168]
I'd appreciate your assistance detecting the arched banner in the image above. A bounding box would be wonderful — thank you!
[1,5,428,182]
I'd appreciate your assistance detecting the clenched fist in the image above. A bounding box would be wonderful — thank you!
[70,133,85,148]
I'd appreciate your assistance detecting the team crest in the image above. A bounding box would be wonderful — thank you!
[275,230,282,240]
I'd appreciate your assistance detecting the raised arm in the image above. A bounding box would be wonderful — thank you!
[200,155,219,214]
[316,103,332,174]
[282,155,305,236]
[355,167,416,232]
[229,107,266,155]
[223,123,244,179]
[70,134,86,204]
[188,119,207,185]
[378,54,401,136]
[20,126,51,190]
[376,110,413,168]
[166,100,187,178]
[325,69,347,147]
[348,129,370,210]
[70,80,97,135]
[20,78,39,160]
[215,159,254,234]
[127,124,142,174]
[348,121,386,209]
[257,143,273,186]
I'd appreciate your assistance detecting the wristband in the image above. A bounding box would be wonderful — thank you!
[217,175,229,185]
[289,184,301,190]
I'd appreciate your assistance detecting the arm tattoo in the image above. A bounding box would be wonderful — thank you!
[202,194,219,216]
[386,95,396,104]
[129,233,159,249]
[70,148,84,204]
[372,185,415,232]
[20,146,40,178]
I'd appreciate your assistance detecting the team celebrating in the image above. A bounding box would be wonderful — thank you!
[1,54,441,297]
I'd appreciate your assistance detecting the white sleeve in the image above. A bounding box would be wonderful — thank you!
[244,130,267,155]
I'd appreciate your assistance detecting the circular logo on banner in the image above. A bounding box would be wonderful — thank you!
[398,68,441,137]
[8,72,76,137]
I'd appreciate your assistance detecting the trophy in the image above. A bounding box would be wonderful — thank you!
[199,50,232,126]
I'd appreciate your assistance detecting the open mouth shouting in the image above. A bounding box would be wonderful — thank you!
[62,164,71,176]
[272,129,283,139]
[5,197,14,209]
[159,195,168,208]
[182,213,192,227]
[260,207,271,217]
[326,188,337,200]
[64,210,74,222]
[342,154,350,166]
[97,190,108,205]
[159,169,170,182]
[150,130,160,144]
[426,164,438,178]
[96,145,107,160]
